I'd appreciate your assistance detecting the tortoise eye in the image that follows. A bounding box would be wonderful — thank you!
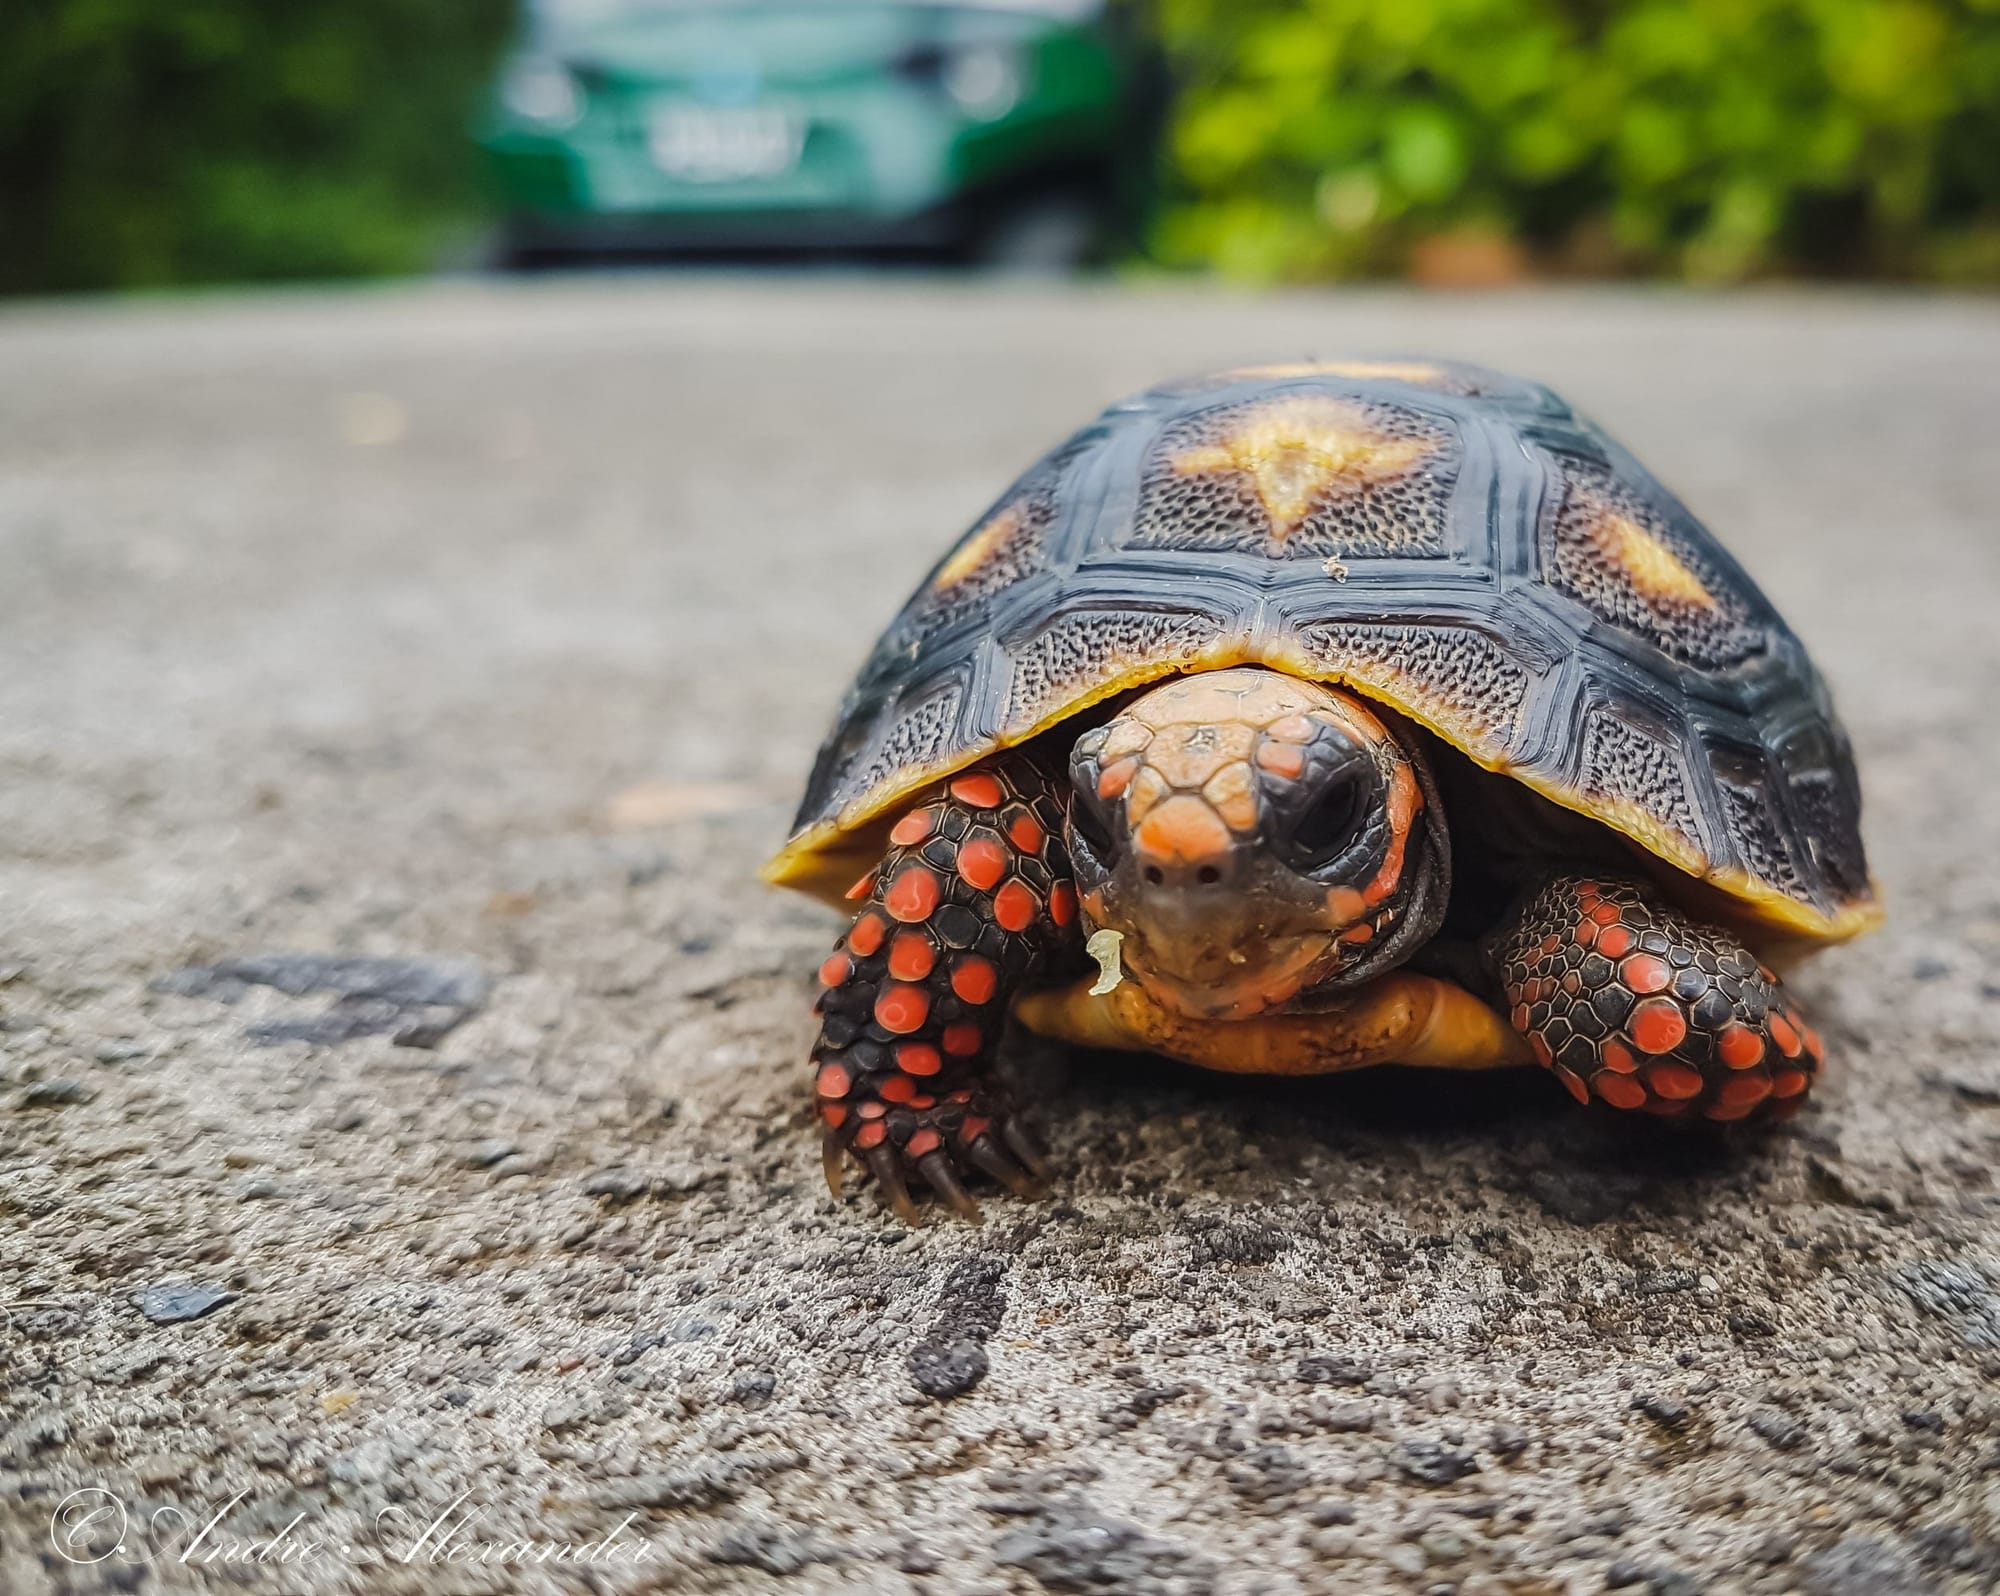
[1285,774,1369,873]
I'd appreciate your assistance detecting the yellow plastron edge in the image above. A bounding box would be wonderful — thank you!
[761,650,1884,947]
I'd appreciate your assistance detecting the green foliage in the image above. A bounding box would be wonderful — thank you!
[0,0,513,294]
[1151,0,2000,280]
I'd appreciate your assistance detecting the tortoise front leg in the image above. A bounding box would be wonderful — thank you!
[810,757,1082,1222]
[1488,875,1824,1120]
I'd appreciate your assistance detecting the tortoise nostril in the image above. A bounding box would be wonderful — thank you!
[1143,865,1165,885]
[1196,865,1222,885]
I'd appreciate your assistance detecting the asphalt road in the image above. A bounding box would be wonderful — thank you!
[2,278,1999,1596]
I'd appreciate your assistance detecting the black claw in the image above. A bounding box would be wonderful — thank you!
[965,1135,1044,1198]
[915,1153,984,1224]
[862,1143,922,1226]
[821,1127,845,1199]
[1000,1120,1050,1179]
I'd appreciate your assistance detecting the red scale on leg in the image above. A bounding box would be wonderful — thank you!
[874,982,930,1034]
[1049,882,1077,928]
[942,1023,983,1056]
[1648,1063,1705,1100]
[993,880,1037,933]
[847,911,887,958]
[1621,954,1671,995]
[1767,1012,1802,1059]
[951,956,998,1005]
[949,772,1003,809]
[1712,1074,1772,1114]
[885,865,941,924]
[1716,1025,1764,1069]
[897,1042,942,1077]
[1629,998,1687,1056]
[958,833,1009,892]
[887,930,936,981]
[1594,1072,1647,1110]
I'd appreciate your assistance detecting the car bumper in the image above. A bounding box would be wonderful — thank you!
[480,86,1115,251]
[497,203,966,256]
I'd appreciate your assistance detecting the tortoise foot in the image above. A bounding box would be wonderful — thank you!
[822,1089,1048,1225]
[807,756,1078,1223]
[1491,876,1824,1122]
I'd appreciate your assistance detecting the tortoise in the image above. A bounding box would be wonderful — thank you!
[764,358,1879,1222]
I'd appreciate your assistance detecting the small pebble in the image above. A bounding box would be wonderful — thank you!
[94,1040,149,1063]
[582,1167,649,1201]
[1419,1527,1467,1563]
[132,1452,201,1488]
[133,1283,236,1324]
[19,1079,94,1108]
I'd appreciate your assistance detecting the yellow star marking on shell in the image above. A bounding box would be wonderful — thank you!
[1226,360,1447,386]
[1169,396,1435,540]
[1588,506,1719,611]
[933,504,1022,588]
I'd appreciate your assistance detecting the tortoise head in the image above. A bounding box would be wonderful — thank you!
[1065,667,1449,1021]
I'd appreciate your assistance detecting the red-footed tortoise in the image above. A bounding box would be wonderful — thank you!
[764,359,1880,1221]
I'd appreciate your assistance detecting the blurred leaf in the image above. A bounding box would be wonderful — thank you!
[1383,105,1468,202]
[0,0,512,293]
[1151,0,2000,281]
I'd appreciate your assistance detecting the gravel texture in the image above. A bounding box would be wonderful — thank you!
[2,278,1998,1594]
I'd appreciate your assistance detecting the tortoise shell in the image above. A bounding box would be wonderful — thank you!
[767,360,1878,944]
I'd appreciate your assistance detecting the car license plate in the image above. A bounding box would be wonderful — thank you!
[648,104,804,183]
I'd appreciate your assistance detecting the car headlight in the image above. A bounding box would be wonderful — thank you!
[501,59,582,129]
[942,45,1023,121]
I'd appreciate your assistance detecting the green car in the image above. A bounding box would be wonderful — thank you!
[481,0,1149,264]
